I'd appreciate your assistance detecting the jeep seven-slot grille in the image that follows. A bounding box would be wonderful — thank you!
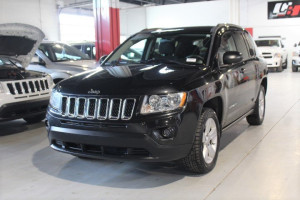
[6,79,49,95]
[61,96,136,120]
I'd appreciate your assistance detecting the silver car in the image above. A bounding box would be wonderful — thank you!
[28,41,99,84]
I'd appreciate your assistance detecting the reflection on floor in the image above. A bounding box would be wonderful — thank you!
[1,69,300,200]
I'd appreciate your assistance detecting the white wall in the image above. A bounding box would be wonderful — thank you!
[145,1,230,28]
[240,0,300,47]
[0,0,59,41]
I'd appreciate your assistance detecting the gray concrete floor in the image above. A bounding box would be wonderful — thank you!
[1,69,300,200]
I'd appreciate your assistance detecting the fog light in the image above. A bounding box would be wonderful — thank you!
[162,127,176,139]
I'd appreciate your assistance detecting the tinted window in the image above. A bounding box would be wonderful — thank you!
[233,32,249,60]
[255,40,279,47]
[217,31,237,65]
[244,32,256,57]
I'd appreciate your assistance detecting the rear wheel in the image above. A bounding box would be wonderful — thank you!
[23,113,45,124]
[292,65,298,72]
[177,108,220,174]
[247,86,265,125]
[283,58,287,69]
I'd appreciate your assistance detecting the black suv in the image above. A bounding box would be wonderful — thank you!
[46,24,268,173]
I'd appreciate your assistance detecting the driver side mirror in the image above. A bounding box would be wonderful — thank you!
[99,55,107,64]
[31,55,46,66]
[223,51,243,65]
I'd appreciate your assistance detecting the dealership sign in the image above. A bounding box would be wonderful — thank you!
[268,1,300,19]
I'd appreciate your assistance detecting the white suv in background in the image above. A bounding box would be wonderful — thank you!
[27,41,99,84]
[255,36,288,72]
[292,42,300,72]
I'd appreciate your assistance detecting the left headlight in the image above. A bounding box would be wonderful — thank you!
[46,75,54,88]
[140,92,187,114]
[274,53,281,58]
[49,89,62,112]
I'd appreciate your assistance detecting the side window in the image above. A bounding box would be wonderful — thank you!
[244,32,256,57]
[217,31,236,65]
[233,32,250,60]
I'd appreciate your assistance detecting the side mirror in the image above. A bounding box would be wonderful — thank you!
[31,55,46,66]
[99,55,107,64]
[223,51,243,65]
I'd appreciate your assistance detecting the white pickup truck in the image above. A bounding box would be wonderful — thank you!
[255,36,288,72]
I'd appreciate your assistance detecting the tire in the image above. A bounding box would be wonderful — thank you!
[23,113,45,124]
[277,63,283,72]
[177,108,220,174]
[292,65,298,72]
[246,86,266,125]
[283,58,287,69]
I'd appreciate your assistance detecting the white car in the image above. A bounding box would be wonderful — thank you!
[292,42,300,72]
[27,41,99,84]
[255,36,288,72]
[0,23,53,123]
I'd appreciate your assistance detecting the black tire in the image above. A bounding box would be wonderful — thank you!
[283,58,287,69]
[177,108,220,174]
[23,113,45,124]
[277,64,283,72]
[292,65,298,72]
[246,86,266,125]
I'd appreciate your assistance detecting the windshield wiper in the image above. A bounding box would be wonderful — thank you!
[142,57,198,66]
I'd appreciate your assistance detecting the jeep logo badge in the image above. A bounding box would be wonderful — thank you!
[88,89,100,95]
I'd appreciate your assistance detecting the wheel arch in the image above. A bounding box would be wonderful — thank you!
[202,96,223,127]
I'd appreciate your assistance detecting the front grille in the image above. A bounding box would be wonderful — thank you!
[262,52,272,59]
[61,96,136,121]
[5,78,50,96]
[54,140,150,157]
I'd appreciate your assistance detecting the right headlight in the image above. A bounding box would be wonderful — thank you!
[274,53,281,58]
[49,89,62,112]
[140,92,187,114]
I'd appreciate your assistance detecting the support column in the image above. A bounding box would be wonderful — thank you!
[93,0,120,61]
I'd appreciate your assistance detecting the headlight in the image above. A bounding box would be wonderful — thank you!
[274,53,281,58]
[292,51,299,57]
[49,89,62,112]
[47,75,54,88]
[0,83,5,93]
[140,92,187,114]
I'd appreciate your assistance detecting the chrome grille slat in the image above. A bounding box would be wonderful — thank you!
[97,98,109,120]
[109,99,122,120]
[61,96,135,121]
[121,98,136,120]
[5,78,49,95]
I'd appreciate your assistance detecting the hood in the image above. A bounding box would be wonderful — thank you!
[57,63,209,95]
[0,23,45,68]
[55,60,98,73]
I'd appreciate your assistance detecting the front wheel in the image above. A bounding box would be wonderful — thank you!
[23,113,45,124]
[247,86,266,125]
[177,108,220,174]
[292,65,298,72]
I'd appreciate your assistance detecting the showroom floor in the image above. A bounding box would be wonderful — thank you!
[1,69,299,200]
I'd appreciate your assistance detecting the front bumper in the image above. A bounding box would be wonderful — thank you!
[263,57,282,68]
[46,109,198,162]
[0,97,49,122]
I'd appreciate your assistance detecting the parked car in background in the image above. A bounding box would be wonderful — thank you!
[27,41,98,84]
[0,23,53,123]
[70,41,96,60]
[292,42,300,72]
[47,24,268,174]
[255,36,287,72]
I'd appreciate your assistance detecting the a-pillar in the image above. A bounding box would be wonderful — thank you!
[93,0,120,61]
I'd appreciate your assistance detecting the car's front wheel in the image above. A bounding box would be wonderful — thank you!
[247,85,266,125]
[178,108,220,174]
[292,65,298,72]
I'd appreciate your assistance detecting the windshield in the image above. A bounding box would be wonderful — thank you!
[255,40,280,47]
[104,32,211,66]
[39,43,89,62]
